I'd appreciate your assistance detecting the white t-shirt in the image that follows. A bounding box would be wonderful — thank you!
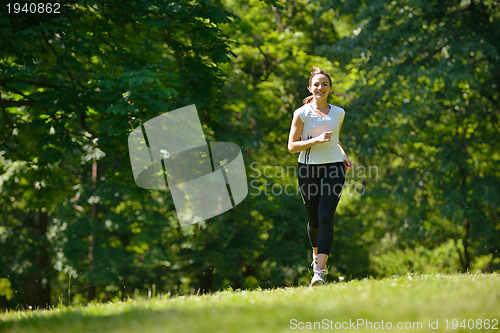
[294,103,345,164]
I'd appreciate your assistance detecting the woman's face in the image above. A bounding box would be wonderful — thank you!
[308,74,332,100]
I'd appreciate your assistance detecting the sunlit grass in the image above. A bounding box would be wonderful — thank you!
[1,273,498,332]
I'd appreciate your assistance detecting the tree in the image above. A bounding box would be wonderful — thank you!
[198,0,371,289]
[0,0,233,308]
[319,0,499,272]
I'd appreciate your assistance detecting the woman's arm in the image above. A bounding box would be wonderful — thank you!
[339,143,347,155]
[338,117,353,172]
[338,117,347,156]
[288,112,331,154]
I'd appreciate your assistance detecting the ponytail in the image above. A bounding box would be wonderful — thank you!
[302,95,314,105]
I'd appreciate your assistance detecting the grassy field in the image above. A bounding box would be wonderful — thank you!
[0,273,498,332]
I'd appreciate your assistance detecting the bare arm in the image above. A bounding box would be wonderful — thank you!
[339,143,346,155]
[338,115,353,171]
[338,117,346,155]
[287,112,331,153]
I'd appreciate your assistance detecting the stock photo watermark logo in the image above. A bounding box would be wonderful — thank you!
[248,162,378,197]
[128,105,248,227]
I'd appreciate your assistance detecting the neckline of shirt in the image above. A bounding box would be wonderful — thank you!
[308,103,332,118]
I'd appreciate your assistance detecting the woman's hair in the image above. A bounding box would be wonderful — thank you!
[302,66,333,105]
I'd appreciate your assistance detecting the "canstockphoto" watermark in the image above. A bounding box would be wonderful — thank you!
[248,162,378,197]
[290,318,424,330]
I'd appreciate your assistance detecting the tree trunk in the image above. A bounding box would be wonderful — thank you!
[197,266,214,294]
[23,210,51,309]
[462,218,471,272]
[88,158,98,301]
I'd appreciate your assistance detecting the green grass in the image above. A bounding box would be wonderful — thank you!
[1,273,499,332]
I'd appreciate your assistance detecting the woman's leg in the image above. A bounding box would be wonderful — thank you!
[308,224,319,255]
[298,163,321,252]
[316,162,346,269]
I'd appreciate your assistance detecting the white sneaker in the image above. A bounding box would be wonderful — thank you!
[311,252,318,270]
[310,268,328,286]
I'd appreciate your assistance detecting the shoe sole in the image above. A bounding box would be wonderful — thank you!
[310,280,325,286]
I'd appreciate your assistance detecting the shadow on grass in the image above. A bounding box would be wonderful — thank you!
[0,304,186,333]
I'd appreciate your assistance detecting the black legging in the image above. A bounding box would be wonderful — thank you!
[298,162,346,255]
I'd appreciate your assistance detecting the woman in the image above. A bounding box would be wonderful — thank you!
[288,66,353,286]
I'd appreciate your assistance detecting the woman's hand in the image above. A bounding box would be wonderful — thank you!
[343,154,353,172]
[316,131,332,143]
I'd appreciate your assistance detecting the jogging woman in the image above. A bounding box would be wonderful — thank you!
[288,66,353,286]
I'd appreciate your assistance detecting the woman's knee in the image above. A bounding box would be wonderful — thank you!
[318,214,333,227]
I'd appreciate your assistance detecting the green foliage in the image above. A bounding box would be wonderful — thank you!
[320,0,500,272]
[211,0,365,288]
[0,278,13,301]
[371,239,463,276]
[1,0,233,309]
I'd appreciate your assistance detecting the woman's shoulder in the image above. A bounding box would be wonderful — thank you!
[293,104,311,120]
[329,104,345,114]
[294,103,310,113]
